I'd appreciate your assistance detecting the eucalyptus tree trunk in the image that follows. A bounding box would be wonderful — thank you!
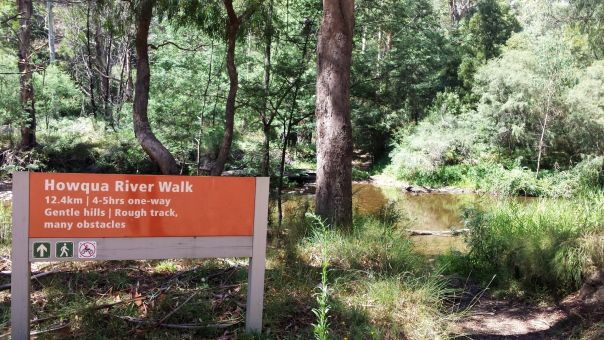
[210,0,240,176]
[17,0,36,149]
[315,0,354,228]
[133,0,178,175]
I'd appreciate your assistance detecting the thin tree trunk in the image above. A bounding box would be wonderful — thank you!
[96,18,114,123]
[315,0,354,227]
[361,26,366,53]
[47,0,55,63]
[86,1,97,116]
[116,39,128,125]
[277,119,290,227]
[260,0,274,177]
[536,111,548,176]
[125,38,134,102]
[133,0,178,175]
[210,0,240,176]
[103,30,114,122]
[261,125,271,176]
[17,0,36,149]
[196,40,215,174]
[536,80,555,176]
[277,19,312,226]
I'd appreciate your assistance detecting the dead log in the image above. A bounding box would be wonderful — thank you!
[406,228,470,237]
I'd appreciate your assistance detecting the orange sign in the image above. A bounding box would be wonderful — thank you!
[28,173,256,238]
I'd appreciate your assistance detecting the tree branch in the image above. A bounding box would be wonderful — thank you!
[148,41,206,52]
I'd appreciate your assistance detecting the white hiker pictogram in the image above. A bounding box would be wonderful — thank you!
[60,243,69,257]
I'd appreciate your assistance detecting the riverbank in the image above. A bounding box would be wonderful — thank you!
[370,173,477,194]
[386,157,604,198]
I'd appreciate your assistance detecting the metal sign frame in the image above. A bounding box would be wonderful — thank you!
[11,172,269,339]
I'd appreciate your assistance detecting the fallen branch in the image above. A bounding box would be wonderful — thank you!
[156,292,198,325]
[406,228,470,237]
[30,322,71,336]
[0,270,68,291]
[1,322,71,338]
[117,315,238,329]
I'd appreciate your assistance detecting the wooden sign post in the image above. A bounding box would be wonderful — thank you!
[11,172,269,339]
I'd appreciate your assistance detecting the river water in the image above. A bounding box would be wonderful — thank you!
[283,183,499,256]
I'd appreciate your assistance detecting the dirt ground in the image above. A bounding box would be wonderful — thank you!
[449,272,604,339]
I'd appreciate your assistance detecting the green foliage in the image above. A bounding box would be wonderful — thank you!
[147,25,227,170]
[474,32,583,168]
[389,11,604,196]
[454,0,520,96]
[565,60,604,156]
[33,64,82,121]
[459,0,520,61]
[298,213,422,275]
[19,117,154,174]
[452,195,604,294]
[289,208,450,338]
[405,165,469,188]
[570,0,604,56]
[352,168,370,181]
[0,51,19,127]
[351,0,450,157]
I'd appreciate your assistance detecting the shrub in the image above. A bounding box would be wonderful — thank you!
[406,164,468,187]
[388,110,491,181]
[487,166,544,196]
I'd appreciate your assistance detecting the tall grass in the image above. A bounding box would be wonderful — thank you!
[445,193,604,294]
[291,209,454,338]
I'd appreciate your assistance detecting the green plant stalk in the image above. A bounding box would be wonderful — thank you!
[308,213,330,340]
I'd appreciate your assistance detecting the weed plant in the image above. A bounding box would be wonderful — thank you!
[307,214,331,340]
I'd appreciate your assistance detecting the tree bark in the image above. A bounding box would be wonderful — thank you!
[17,0,36,149]
[133,0,178,175]
[315,0,354,227]
[210,0,240,176]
